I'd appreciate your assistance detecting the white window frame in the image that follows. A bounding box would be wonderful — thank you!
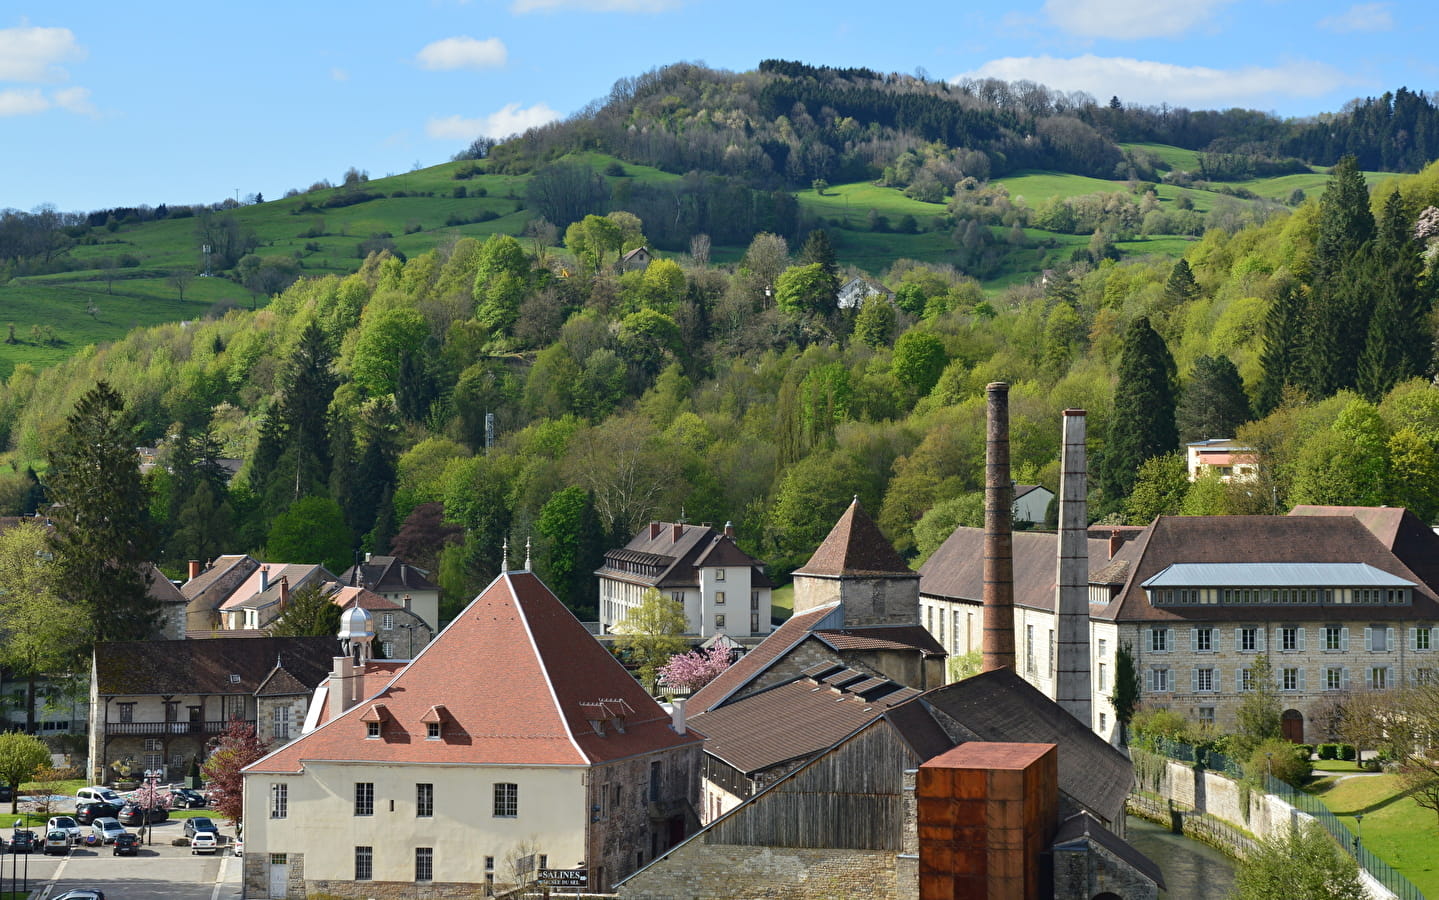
[493,782,518,818]
[270,783,287,819]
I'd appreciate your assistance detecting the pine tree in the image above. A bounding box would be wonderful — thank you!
[46,382,158,645]
[1159,258,1200,324]
[1257,279,1305,414]
[1359,191,1431,399]
[1176,354,1252,443]
[798,229,839,284]
[1300,155,1376,397]
[1103,316,1178,500]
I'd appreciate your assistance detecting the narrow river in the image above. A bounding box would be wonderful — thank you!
[1125,814,1238,899]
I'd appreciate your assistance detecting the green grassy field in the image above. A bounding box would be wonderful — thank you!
[1119,142,1205,172]
[0,143,1396,377]
[1306,772,1439,896]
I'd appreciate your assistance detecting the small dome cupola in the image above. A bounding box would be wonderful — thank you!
[338,605,375,662]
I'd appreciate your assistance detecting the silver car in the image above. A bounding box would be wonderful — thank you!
[89,818,125,845]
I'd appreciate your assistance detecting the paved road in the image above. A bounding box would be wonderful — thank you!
[3,837,243,900]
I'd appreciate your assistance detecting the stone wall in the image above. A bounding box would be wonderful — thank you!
[242,850,305,899]
[616,844,896,900]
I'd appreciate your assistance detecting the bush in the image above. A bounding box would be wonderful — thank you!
[453,186,467,199]
[1246,738,1313,788]
[1318,743,1337,760]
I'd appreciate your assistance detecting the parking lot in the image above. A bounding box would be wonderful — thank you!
[5,820,244,900]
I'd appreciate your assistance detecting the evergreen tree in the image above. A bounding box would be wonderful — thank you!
[1359,191,1431,399]
[1176,354,1252,443]
[267,583,343,637]
[1103,316,1178,500]
[1159,258,1200,324]
[1257,279,1305,415]
[1299,155,1376,397]
[798,229,839,285]
[46,382,158,645]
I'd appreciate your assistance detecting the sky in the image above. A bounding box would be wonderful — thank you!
[3,0,1437,213]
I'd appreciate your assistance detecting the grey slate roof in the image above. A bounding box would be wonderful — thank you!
[95,636,339,696]
[1142,562,1413,588]
[1053,811,1165,889]
[597,524,770,590]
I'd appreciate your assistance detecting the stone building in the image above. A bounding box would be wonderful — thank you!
[88,636,337,785]
[241,569,704,899]
[597,521,773,638]
[326,585,433,659]
[921,509,1439,744]
[337,555,441,640]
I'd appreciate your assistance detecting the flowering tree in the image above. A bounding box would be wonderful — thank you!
[658,645,734,694]
[201,717,267,825]
[132,774,172,812]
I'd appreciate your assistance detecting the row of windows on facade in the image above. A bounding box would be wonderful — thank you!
[1144,664,1431,693]
[365,720,443,739]
[1146,625,1433,653]
[113,696,248,724]
[269,782,516,820]
[1150,588,1411,607]
[348,847,554,887]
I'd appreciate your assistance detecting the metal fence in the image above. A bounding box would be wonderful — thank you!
[1142,739,1427,900]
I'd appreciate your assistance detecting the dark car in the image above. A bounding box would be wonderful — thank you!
[183,817,219,839]
[167,788,206,809]
[74,802,122,826]
[118,804,168,826]
[8,830,37,853]
[111,833,139,856]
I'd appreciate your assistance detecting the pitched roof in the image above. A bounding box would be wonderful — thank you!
[794,499,914,578]
[181,555,257,600]
[220,564,333,612]
[248,572,702,774]
[813,625,945,656]
[1092,515,1439,623]
[920,527,1111,612]
[146,566,185,605]
[326,584,404,612]
[688,666,919,775]
[597,523,768,590]
[1012,484,1052,501]
[1054,812,1165,889]
[894,669,1133,824]
[337,556,439,594]
[1288,505,1439,596]
[255,661,314,697]
[687,602,841,712]
[95,636,338,696]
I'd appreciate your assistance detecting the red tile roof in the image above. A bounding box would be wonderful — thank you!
[794,499,914,578]
[326,585,404,611]
[249,572,702,774]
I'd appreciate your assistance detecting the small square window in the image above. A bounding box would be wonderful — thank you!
[715,568,725,582]
[714,614,725,629]
[426,722,440,740]
[366,721,380,738]
[714,591,725,605]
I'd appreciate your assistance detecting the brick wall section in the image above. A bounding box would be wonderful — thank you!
[616,844,897,900]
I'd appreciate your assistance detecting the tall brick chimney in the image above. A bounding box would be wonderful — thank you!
[1056,409,1092,726]
[649,521,661,540]
[982,383,1016,672]
[187,560,201,581]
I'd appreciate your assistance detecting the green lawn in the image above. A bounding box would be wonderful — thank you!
[797,181,948,231]
[771,583,793,620]
[1306,772,1439,897]
[1119,142,1205,172]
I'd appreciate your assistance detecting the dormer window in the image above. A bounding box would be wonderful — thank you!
[366,721,380,739]
[426,722,440,740]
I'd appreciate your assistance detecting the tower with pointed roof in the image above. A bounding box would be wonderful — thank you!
[792,497,920,627]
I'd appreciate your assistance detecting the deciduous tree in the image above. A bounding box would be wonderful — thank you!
[615,588,689,692]
[1231,822,1365,900]
[0,732,50,814]
[657,645,733,694]
[0,521,86,732]
[201,718,268,825]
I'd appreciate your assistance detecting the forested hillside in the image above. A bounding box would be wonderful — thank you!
[3,148,1439,625]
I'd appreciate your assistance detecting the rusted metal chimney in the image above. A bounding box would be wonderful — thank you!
[982,383,1016,672]
[1056,409,1092,726]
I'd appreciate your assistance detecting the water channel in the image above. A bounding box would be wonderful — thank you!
[1125,814,1238,899]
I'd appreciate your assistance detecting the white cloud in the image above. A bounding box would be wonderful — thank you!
[0,88,49,116]
[955,55,1351,107]
[1317,3,1393,33]
[416,36,507,71]
[0,25,86,82]
[512,0,678,13]
[426,103,561,140]
[1043,0,1235,39]
[52,86,94,115]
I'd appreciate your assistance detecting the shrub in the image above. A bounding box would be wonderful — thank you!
[1245,738,1313,788]
[1340,744,1357,761]
[1318,743,1337,760]
[453,186,467,199]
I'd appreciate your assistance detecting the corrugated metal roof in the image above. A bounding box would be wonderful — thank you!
[1142,562,1414,588]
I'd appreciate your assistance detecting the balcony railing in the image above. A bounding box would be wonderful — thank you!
[104,720,254,736]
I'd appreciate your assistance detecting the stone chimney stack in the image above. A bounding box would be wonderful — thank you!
[670,698,687,735]
[1056,409,1092,726]
[328,656,356,720]
[1109,529,1122,560]
[982,383,1016,672]
[260,566,269,592]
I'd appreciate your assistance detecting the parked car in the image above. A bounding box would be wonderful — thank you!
[183,816,219,839]
[8,830,37,853]
[52,892,105,900]
[76,787,123,807]
[167,788,206,809]
[232,836,243,857]
[89,818,125,845]
[117,804,168,826]
[74,802,122,825]
[189,831,218,855]
[43,830,71,855]
[111,833,139,856]
[47,816,82,841]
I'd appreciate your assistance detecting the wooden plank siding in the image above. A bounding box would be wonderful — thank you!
[706,719,918,850]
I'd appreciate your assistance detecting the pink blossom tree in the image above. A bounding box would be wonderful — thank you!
[658,645,734,694]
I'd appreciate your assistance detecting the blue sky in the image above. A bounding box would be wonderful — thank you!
[3,0,1436,213]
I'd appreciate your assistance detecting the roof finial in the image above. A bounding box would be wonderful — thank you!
[501,538,509,571]
[852,494,859,505]
[524,536,532,571]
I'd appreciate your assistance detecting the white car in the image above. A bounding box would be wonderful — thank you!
[190,832,219,854]
[47,816,82,841]
[90,818,126,844]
